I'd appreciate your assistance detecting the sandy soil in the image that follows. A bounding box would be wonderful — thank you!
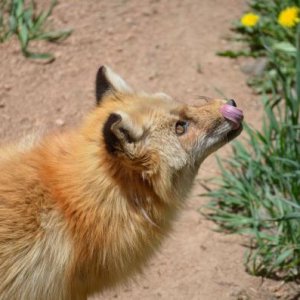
[0,0,284,299]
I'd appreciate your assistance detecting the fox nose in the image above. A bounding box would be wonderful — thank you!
[227,99,237,107]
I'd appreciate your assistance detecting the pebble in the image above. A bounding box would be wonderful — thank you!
[240,57,268,76]
[3,84,12,91]
[55,119,65,126]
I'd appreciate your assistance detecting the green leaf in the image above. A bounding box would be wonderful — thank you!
[23,8,33,30]
[9,15,17,33]
[273,249,293,267]
[279,212,300,222]
[31,0,57,33]
[22,48,55,62]
[35,29,72,42]
[296,24,300,111]
[216,50,254,58]
[273,42,297,57]
[18,23,28,49]
[32,10,49,33]
[15,0,24,19]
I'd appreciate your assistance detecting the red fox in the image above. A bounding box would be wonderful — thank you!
[0,66,243,300]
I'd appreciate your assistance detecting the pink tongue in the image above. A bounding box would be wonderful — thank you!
[220,104,244,129]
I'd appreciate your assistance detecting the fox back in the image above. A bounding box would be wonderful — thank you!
[0,66,243,300]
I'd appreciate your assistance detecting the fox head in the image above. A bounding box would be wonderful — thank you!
[81,66,243,203]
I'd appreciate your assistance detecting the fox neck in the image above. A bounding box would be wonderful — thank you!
[37,132,183,287]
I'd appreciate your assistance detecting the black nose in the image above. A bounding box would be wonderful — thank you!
[227,99,237,107]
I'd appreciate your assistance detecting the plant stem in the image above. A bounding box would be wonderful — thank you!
[296,24,300,111]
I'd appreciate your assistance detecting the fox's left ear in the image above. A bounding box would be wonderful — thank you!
[103,111,143,154]
[95,66,133,105]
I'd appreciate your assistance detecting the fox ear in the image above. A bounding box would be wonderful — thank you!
[96,66,133,105]
[103,112,143,153]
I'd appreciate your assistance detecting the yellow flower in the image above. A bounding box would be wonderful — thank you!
[278,6,300,28]
[241,13,260,27]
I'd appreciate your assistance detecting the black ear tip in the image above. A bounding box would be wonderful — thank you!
[96,65,106,81]
[96,65,110,105]
[97,65,106,74]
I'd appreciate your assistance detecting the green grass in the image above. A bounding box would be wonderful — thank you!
[0,0,72,62]
[205,23,300,280]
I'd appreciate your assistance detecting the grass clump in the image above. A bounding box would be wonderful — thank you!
[206,1,300,280]
[0,0,72,62]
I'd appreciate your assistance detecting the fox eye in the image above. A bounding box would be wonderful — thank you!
[175,120,189,136]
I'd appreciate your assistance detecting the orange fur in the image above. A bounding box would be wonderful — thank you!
[0,66,242,299]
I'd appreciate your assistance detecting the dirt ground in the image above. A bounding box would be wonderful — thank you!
[0,0,288,299]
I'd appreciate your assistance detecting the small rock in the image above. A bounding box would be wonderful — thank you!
[125,18,134,25]
[3,84,12,91]
[240,57,268,76]
[231,289,251,300]
[142,10,151,16]
[200,244,207,251]
[107,27,114,35]
[148,72,158,81]
[55,118,65,127]
[253,57,268,76]
[125,34,135,42]
[196,63,203,74]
